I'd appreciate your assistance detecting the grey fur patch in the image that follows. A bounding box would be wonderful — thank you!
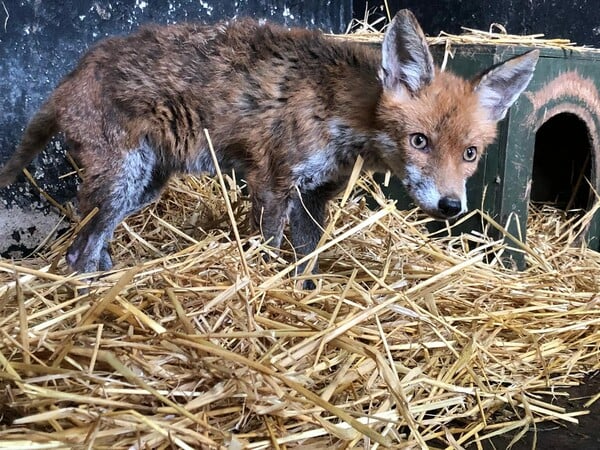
[292,120,396,191]
[186,148,215,174]
[115,142,158,215]
[402,165,441,212]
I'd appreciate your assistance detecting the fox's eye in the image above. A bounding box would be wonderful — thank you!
[463,146,477,162]
[410,133,428,150]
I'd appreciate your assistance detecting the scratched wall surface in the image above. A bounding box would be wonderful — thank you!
[0,0,353,257]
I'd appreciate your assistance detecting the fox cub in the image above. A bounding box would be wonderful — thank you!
[0,10,538,287]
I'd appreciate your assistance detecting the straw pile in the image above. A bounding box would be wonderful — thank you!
[335,8,600,54]
[1,169,599,449]
[336,24,586,52]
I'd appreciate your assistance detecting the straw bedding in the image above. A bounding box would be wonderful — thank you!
[339,11,596,53]
[0,169,598,449]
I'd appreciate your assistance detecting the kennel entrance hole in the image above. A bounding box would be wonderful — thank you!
[531,112,593,211]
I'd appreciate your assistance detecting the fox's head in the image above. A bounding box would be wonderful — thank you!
[375,10,539,219]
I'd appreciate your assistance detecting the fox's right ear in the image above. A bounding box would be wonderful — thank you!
[380,9,435,96]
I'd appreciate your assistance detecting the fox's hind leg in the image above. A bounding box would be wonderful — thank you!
[66,141,169,274]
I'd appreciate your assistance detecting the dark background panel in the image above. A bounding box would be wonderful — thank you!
[354,0,600,47]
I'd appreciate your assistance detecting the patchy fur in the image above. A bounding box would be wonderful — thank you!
[0,10,539,288]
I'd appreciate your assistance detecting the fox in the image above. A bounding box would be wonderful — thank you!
[0,10,538,288]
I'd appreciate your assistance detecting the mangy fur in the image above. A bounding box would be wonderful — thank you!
[0,11,539,288]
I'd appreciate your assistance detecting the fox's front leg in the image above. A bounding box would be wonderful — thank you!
[289,190,328,290]
[249,189,290,252]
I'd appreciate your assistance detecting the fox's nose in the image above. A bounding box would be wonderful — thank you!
[438,196,462,218]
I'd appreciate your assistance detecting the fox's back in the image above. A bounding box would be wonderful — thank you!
[97,20,380,104]
[52,19,381,170]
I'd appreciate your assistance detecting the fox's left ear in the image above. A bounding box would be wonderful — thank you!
[474,50,540,121]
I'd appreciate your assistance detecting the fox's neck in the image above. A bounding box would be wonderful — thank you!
[327,69,396,172]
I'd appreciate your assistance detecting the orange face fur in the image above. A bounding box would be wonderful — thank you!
[0,10,538,288]
[377,72,500,217]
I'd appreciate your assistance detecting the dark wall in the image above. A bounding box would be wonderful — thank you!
[356,0,600,47]
[0,0,352,256]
